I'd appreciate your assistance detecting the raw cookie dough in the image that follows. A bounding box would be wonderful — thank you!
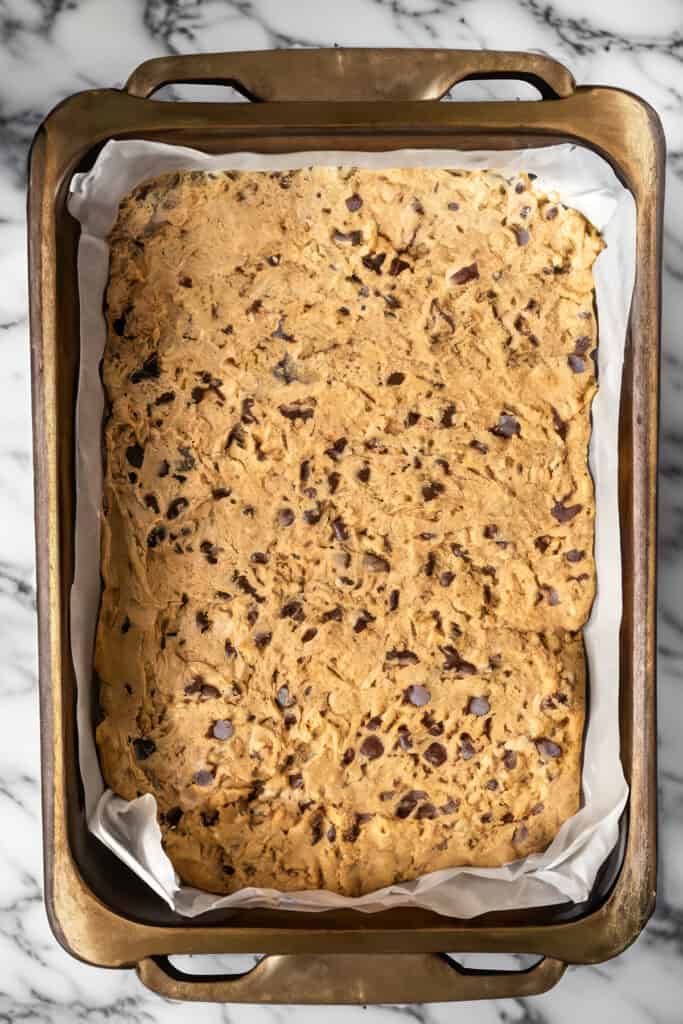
[95,166,602,896]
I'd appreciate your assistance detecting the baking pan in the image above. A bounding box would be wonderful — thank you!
[28,48,662,1003]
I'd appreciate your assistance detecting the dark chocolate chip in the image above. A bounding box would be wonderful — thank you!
[353,610,375,633]
[346,193,363,212]
[513,824,529,844]
[441,646,477,675]
[364,552,390,573]
[366,715,382,730]
[132,738,156,760]
[395,794,418,819]
[332,517,349,541]
[112,313,126,336]
[450,262,479,285]
[416,802,438,820]
[389,256,410,276]
[251,551,269,565]
[325,437,347,461]
[404,684,430,707]
[441,798,459,814]
[303,504,323,525]
[535,535,551,553]
[327,471,341,495]
[440,403,456,428]
[397,729,413,751]
[439,571,455,587]
[386,371,405,386]
[362,252,386,274]
[551,501,582,523]
[201,809,219,827]
[212,487,231,500]
[422,481,445,502]
[271,318,295,341]
[460,734,475,760]
[195,611,211,633]
[147,525,166,549]
[342,748,355,765]
[125,443,144,468]
[212,719,234,741]
[423,742,447,767]
[387,648,419,666]
[535,738,562,759]
[321,606,343,623]
[289,773,304,789]
[405,411,420,427]
[447,201,460,211]
[388,589,400,612]
[483,524,498,540]
[360,735,384,760]
[144,494,160,514]
[333,229,362,246]
[566,549,585,563]
[468,696,490,716]
[503,749,518,770]
[130,352,161,383]
[273,353,298,384]
[254,631,272,649]
[165,806,183,827]
[513,226,530,246]
[545,206,558,220]
[276,686,295,709]
[302,627,318,643]
[486,779,499,791]
[193,769,214,787]
[491,413,520,439]
[279,402,315,422]
[357,465,371,483]
[469,439,488,454]
[568,354,586,373]
[121,616,131,634]
[281,600,304,622]
[278,508,295,527]
[575,336,592,355]
[531,802,544,815]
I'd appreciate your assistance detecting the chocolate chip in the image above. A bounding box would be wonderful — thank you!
[195,611,211,633]
[423,742,447,767]
[395,793,418,818]
[273,353,298,383]
[502,749,517,770]
[447,201,460,211]
[483,524,498,540]
[327,472,341,495]
[254,631,272,649]
[289,773,304,789]
[460,734,475,760]
[212,487,231,500]
[125,443,144,468]
[535,535,551,553]
[450,262,479,285]
[130,352,161,383]
[535,738,562,759]
[201,809,219,827]
[147,525,166,549]
[212,719,234,741]
[353,610,375,633]
[566,549,585,563]
[513,226,530,246]
[387,649,419,666]
[346,193,363,212]
[388,589,400,612]
[332,517,349,541]
[266,253,281,267]
[279,403,315,422]
[491,413,520,439]
[276,686,294,709]
[364,552,390,573]
[132,738,156,760]
[545,587,560,606]
[513,824,529,844]
[545,206,558,220]
[356,465,371,483]
[303,504,323,525]
[397,729,413,751]
[441,798,459,814]
[144,494,160,514]
[486,779,499,791]
[224,641,236,658]
[251,551,269,565]
[271,318,295,342]
[568,354,586,374]
[422,481,445,502]
[416,802,438,820]
[550,406,567,441]
[425,552,437,577]
[342,748,355,765]
[302,627,317,643]
[333,229,362,246]
[437,402,456,429]
[280,601,304,624]
[404,684,430,707]
[325,437,347,461]
[551,501,582,523]
[531,802,544,815]
[165,806,183,827]
[468,696,490,716]
[121,616,131,634]
[389,256,410,276]
[193,769,214,786]
[321,606,343,624]
[362,252,386,274]
[360,735,384,760]
[278,508,295,527]
[442,646,477,675]
[366,715,383,731]
[112,312,126,336]
[438,572,454,589]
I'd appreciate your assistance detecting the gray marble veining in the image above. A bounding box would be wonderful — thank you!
[1,0,681,1019]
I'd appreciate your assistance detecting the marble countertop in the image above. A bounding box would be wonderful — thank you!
[2,0,681,1019]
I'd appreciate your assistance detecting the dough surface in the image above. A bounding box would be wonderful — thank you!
[95,166,601,896]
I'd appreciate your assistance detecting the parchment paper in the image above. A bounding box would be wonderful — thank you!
[68,140,633,918]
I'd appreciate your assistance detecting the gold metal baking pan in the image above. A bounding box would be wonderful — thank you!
[28,48,662,1003]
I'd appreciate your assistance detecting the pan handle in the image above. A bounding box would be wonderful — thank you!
[125,49,575,103]
[136,952,566,1003]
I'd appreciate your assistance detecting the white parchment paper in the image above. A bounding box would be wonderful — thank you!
[68,140,633,918]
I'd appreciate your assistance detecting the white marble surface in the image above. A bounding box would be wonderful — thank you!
[1,0,681,1019]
